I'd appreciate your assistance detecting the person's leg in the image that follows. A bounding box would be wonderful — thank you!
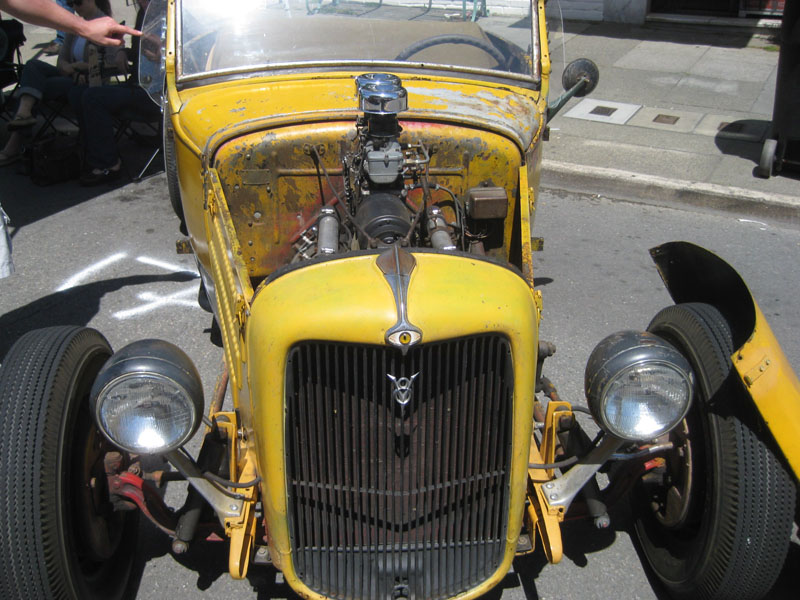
[12,60,62,121]
[81,85,140,172]
[79,86,151,184]
[42,77,80,104]
[69,85,89,162]
[0,131,23,162]
[12,95,35,119]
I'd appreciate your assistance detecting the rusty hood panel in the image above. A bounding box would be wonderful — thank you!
[175,72,544,159]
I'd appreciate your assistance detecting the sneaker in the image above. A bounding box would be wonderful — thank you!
[80,166,122,186]
[43,40,62,55]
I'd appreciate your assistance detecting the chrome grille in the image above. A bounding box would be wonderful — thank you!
[285,335,514,599]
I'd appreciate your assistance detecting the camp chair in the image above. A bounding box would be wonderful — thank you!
[115,99,163,181]
[28,96,80,144]
[0,18,25,119]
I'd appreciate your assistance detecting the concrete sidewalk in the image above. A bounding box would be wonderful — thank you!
[541,17,800,225]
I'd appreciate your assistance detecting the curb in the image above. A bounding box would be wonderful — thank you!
[645,13,782,33]
[540,160,800,227]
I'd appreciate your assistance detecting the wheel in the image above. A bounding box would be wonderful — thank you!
[633,303,795,600]
[163,104,186,233]
[0,327,138,600]
[756,138,777,179]
[394,34,508,69]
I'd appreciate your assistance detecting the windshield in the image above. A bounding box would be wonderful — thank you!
[177,0,538,84]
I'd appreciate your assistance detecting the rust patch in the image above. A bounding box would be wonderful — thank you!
[406,85,540,149]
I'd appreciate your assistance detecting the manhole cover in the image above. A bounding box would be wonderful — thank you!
[653,114,680,125]
[590,105,617,117]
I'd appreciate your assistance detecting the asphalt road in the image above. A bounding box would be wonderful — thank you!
[1,173,798,599]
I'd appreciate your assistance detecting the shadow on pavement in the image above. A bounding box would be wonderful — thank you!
[554,20,777,49]
[0,272,197,361]
[0,133,163,233]
[1,162,131,232]
[715,119,800,180]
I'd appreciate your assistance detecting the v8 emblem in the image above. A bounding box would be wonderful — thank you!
[387,372,419,407]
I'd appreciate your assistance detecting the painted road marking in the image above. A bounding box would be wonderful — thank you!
[58,253,203,320]
[113,286,198,320]
[136,256,199,276]
[57,252,127,291]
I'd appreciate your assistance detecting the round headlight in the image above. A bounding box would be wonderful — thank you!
[91,340,204,454]
[585,331,693,441]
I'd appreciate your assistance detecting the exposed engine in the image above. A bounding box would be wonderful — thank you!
[292,73,464,261]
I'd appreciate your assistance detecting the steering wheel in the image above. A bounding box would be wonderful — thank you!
[394,34,508,70]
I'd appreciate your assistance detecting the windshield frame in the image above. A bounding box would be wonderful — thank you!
[174,0,542,88]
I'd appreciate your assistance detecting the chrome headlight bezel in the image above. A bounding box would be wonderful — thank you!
[90,340,204,455]
[585,330,694,441]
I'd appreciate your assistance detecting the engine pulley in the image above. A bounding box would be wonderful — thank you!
[354,192,410,246]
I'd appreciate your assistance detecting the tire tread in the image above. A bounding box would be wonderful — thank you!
[642,303,794,600]
[0,327,112,600]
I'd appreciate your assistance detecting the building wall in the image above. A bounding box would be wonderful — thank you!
[423,0,650,23]
[551,0,604,21]
[547,0,649,23]
[604,0,649,22]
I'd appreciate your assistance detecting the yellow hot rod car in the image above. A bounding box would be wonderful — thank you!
[1,1,798,599]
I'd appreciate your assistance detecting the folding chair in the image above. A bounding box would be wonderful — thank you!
[0,18,25,120]
[115,100,163,181]
[29,96,80,144]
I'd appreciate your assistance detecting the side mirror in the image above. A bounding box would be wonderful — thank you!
[561,58,600,97]
[547,58,600,121]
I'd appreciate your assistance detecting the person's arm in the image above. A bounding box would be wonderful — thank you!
[56,42,75,76]
[0,0,140,46]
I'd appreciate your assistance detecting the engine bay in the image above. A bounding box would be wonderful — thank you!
[212,73,524,280]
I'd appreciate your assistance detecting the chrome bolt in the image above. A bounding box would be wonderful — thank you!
[545,482,554,489]
[172,539,188,554]
[229,503,239,511]
[549,494,558,500]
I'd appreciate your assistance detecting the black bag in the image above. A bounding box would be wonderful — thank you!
[28,136,82,186]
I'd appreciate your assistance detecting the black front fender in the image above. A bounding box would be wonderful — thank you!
[649,241,756,350]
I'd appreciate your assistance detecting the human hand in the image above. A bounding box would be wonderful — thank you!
[79,15,141,47]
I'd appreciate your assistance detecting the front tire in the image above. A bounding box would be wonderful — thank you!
[0,327,138,600]
[633,303,795,600]
[163,103,186,233]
